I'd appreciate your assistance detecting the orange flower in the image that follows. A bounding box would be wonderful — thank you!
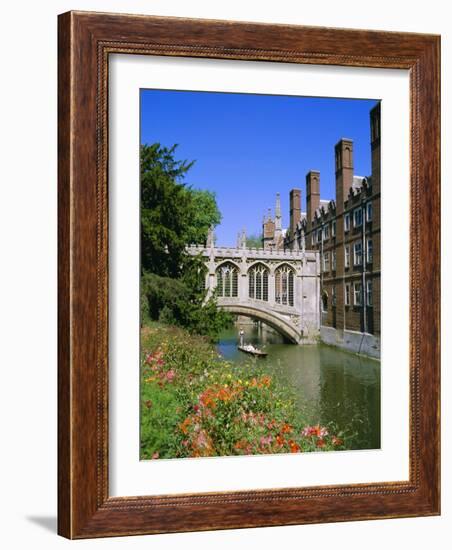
[276,434,285,446]
[332,436,343,446]
[288,440,300,453]
[281,423,293,434]
[199,387,217,409]
[316,439,326,448]
[179,417,192,435]
[260,375,272,388]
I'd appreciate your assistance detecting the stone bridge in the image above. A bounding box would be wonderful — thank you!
[187,244,320,343]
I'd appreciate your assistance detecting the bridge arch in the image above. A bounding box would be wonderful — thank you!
[218,303,301,344]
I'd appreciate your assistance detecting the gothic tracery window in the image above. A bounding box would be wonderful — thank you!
[216,262,238,298]
[275,264,295,307]
[248,263,269,301]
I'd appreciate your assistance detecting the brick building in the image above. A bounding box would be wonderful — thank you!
[263,103,380,357]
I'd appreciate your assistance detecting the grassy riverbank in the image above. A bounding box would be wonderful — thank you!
[140,322,347,459]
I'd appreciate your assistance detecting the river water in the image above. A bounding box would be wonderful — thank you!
[217,323,381,450]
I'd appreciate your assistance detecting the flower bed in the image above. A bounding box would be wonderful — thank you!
[140,323,346,459]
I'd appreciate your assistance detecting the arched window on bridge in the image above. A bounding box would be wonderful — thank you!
[248,263,269,301]
[275,264,295,307]
[216,262,238,298]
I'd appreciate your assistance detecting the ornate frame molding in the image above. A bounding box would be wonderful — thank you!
[58,11,440,538]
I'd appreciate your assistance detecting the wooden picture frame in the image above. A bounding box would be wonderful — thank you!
[58,11,440,538]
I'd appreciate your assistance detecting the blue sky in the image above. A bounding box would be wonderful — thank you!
[141,90,378,246]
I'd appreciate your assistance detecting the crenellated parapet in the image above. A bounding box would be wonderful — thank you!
[187,244,318,263]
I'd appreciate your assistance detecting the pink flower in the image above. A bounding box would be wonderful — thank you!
[165,369,175,381]
[301,425,329,438]
[260,434,273,447]
[319,427,329,438]
[152,452,159,459]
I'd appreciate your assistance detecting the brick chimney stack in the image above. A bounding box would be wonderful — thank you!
[306,171,320,234]
[335,138,354,214]
[289,188,302,241]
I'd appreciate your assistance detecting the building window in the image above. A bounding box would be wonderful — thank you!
[311,233,316,247]
[323,252,330,273]
[332,220,336,237]
[366,280,373,306]
[353,242,363,266]
[345,283,351,306]
[323,224,330,240]
[367,238,373,263]
[332,286,336,306]
[332,250,337,271]
[345,245,350,268]
[353,282,362,306]
[322,291,328,312]
[248,263,269,301]
[275,264,295,307]
[366,202,373,222]
[353,208,363,227]
[317,229,322,243]
[216,262,238,298]
[344,213,350,232]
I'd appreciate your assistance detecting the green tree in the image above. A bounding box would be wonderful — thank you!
[141,143,193,277]
[140,143,231,338]
[186,189,221,245]
[140,143,221,276]
[246,233,263,248]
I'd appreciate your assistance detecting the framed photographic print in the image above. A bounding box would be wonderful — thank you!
[58,11,440,538]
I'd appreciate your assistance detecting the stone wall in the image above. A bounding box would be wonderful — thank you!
[320,326,380,359]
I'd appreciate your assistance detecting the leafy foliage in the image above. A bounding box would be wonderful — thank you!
[140,143,230,338]
[140,262,232,340]
[141,143,221,277]
[186,189,221,246]
[246,233,263,248]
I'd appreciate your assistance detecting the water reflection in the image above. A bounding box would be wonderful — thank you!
[218,323,380,450]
